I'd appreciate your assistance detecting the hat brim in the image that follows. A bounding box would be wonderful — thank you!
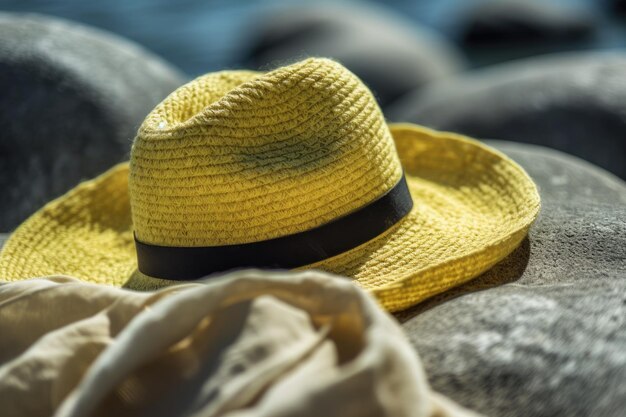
[0,124,539,311]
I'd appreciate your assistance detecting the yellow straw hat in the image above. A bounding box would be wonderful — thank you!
[0,58,539,311]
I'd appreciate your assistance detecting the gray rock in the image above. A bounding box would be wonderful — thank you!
[0,13,186,232]
[460,0,595,46]
[398,142,626,417]
[243,4,465,109]
[490,140,626,207]
[386,52,626,179]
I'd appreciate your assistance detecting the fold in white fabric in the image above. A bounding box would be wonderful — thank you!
[0,270,479,417]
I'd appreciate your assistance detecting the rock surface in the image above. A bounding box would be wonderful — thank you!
[399,141,626,417]
[387,52,626,179]
[243,4,464,109]
[0,13,185,232]
[459,0,595,45]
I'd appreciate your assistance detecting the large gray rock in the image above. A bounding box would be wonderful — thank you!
[386,52,626,179]
[399,142,626,417]
[243,4,465,109]
[0,13,186,232]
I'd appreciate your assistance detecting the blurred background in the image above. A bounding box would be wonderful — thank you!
[2,0,625,74]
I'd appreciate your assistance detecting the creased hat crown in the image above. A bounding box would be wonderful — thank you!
[130,58,403,246]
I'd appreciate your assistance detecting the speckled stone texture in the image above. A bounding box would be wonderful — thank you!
[0,13,185,232]
[243,4,464,109]
[398,141,626,417]
[386,52,626,179]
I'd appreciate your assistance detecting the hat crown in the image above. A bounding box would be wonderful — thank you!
[130,58,403,246]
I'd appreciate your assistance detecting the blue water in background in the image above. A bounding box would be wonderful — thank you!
[1,0,625,75]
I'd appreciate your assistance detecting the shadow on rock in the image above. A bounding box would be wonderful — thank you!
[396,238,531,323]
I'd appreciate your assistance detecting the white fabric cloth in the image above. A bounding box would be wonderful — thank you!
[0,270,479,417]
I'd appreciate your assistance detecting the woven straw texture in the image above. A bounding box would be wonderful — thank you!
[0,58,540,312]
